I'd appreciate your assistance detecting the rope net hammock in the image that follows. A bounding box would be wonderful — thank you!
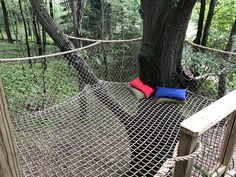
[0,38,236,177]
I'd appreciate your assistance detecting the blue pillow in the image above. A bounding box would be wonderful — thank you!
[156,87,186,101]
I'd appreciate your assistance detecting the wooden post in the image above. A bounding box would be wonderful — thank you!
[219,111,236,176]
[173,90,236,177]
[0,80,23,177]
[173,131,198,177]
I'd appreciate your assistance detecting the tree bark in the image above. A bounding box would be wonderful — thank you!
[201,0,217,46]
[0,28,4,39]
[19,0,31,57]
[218,18,236,98]
[26,17,32,37]
[32,13,43,55]
[49,0,54,19]
[0,0,13,43]
[14,14,19,47]
[139,0,197,88]
[193,0,206,45]
[71,0,87,47]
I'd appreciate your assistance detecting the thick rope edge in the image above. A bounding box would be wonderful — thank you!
[154,141,202,177]
[69,36,236,56]
[0,41,102,62]
[1,37,235,62]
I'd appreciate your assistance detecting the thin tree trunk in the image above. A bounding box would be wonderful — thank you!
[71,0,87,47]
[42,28,47,53]
[193,0,206,45]
[139,0,196,88]
[0,27,4,39]
[1,0,13,43]
[26,17,32,37]
[14,14,19,46]
[32,14,43,55]
[218,18,236,98]
[201,0,217,46]
[49,0,54,19]
[19,0,31,57]
[24,3,32,37]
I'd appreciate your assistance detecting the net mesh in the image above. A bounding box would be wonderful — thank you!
[0,39,236,177]
[191,118,230,176]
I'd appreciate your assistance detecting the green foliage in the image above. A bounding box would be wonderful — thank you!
[182,44,236,98]
[191,0,236,49]
[0,42,20,58]
[0,59,79,116]
[194,165,212,177]
[0,42,79,116]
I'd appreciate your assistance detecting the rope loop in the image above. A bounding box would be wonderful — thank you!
[154,141,202,177]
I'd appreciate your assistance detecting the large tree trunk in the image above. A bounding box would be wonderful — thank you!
[201,0,217,46]
[139,0,197,88]
[193,0,206,45]
[218,18,236,98]
[1,0,13,43]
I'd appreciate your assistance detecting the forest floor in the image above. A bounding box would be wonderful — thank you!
[0,40,57,59]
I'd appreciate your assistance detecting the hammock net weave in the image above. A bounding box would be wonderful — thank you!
[0,39,236,177]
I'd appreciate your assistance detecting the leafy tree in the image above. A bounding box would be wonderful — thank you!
[192,0,236,48]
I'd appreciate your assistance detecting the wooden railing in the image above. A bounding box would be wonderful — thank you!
[0,80,23,177]
[174,90,236,177]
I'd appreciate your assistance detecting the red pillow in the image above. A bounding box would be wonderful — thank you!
[130,77,154,98]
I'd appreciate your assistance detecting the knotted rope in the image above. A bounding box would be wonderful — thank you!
[154,141,202,177]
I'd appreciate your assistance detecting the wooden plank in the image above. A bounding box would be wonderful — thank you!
[211,165,226,177]
[218,112,235,165]
[173,131,198,177]
[0,80,23,177]
[220,111,236,176]
[181,89,236,137]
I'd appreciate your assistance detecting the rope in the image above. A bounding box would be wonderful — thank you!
[68,36,236,55]
[187,41,236,56]
[154,141,202,177]
[0,41,101,62]
[1,36,235,62]
[67,35,142,43]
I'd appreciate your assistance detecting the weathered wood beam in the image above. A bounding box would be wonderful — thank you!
[0,80,23,177]
[173,131,198,177]
[181,89,236,137]
[174,89,236,176]
[220,111,236,176]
